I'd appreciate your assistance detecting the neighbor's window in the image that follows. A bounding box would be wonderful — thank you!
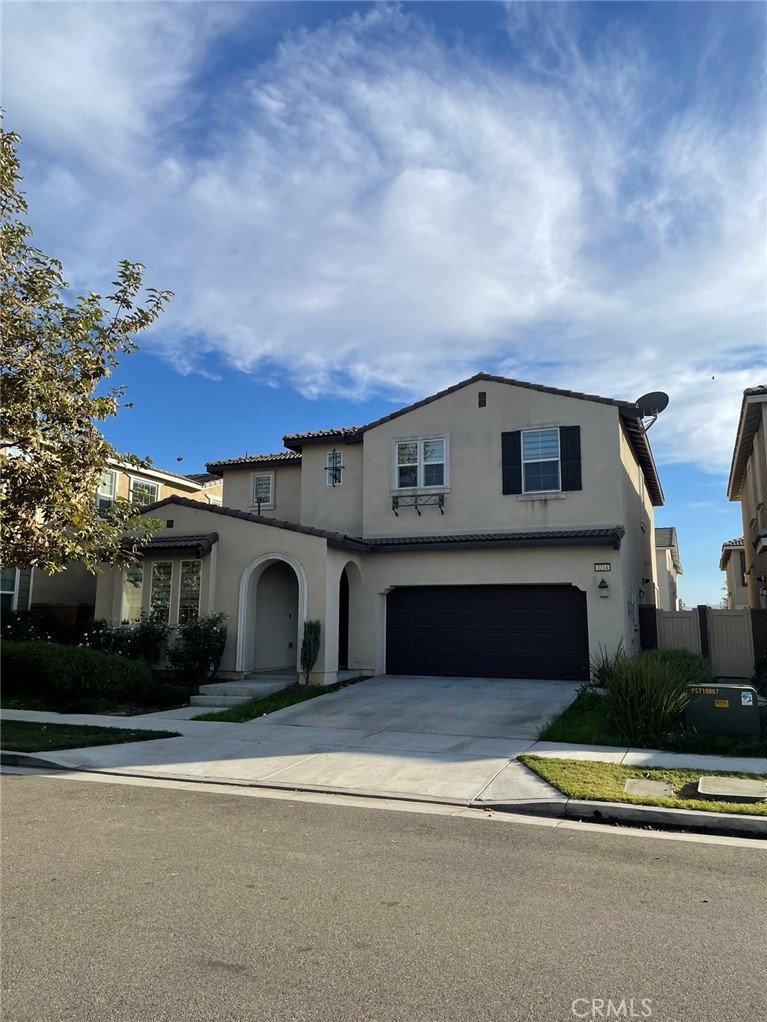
[121,563,144,623]
[326,450,343,487]
[394,437,447,490]
[178,561,201,624]
[0,567,18,613]
[149,562,172,621]
[251,473,274,508]
[522,429,560,493]
[96,470,117,512]
[131,478,159,508]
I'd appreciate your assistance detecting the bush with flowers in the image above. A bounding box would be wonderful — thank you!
[168,613,228,682]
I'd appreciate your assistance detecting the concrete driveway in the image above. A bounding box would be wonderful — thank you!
[2,676,584,807]
[271,674,580,740]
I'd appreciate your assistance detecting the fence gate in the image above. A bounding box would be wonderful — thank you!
[707,609,755,679]
[656,611,701,654]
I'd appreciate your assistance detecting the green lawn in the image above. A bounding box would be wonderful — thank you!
[540,689,767,757]
[520,754,767,817]
[1,720,179,753]
[193,679,354,722]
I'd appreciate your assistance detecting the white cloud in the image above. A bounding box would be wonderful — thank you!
[5,2,765,470]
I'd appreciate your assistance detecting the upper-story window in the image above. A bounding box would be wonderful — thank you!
[393,436,448,490]
[522,428,560,493]
[131,478,159,508]
[502,426,581,495]
[97,470,117,511]
[251,472,274,510]
[326,450,343,487]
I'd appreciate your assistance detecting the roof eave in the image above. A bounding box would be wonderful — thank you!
[727,391,767,500]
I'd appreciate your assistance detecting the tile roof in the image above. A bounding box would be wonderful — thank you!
[654,527,676,548]
[140,496,368,551]
[206,452,303,474]
[185,472,222,486]
[363,526,626,552]
[728,385,767,498]
[126,532,219,558]
[282,427,362,445]
[722,537,745,548]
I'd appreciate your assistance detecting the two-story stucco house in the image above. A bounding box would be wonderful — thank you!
[654,527,683,611]
[726,385,767,609]
[719,538,749,610]
[94,373,664,684]
[30,459,223,623]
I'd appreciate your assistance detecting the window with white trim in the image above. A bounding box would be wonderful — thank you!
[326,450,343,487]
[251,472,274,509]
[97,470,117,512]
[131,478,159,508]
[179,561,201,624]
[1,568,18,613]
[522,428,560,493]
[149,562,172,622]
[121,563,143,623]
[393,437,447,490]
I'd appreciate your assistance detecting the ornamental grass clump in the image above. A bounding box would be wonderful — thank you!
[605,653,693,748]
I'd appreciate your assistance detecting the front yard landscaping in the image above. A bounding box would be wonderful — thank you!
[540,688,767,758]
[520,755,767,817]
[1,720,180,753]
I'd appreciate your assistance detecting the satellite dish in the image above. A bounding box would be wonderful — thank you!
[636,391,669,416]
[633,391,669,431]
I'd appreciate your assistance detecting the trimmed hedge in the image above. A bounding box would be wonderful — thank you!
[1,641,152,707]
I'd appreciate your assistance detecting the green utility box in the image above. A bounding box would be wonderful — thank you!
[685,683,760,736]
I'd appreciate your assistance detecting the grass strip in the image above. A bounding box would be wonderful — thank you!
[520,754,767,817]
[1,720,179,753]
[193,679,356,722]
[539,689,767,758]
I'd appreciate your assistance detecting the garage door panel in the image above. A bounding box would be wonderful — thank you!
[386,584,589,681]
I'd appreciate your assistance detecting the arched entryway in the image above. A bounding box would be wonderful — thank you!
[237,553,307,673]
[337,561,363,673]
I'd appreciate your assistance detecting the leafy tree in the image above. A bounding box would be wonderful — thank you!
[0,126,173,573]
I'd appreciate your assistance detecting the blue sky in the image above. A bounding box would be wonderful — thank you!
[4,1,765,605]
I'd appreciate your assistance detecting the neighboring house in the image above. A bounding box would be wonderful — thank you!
[654,526,683,611]
[719,539,749,610]
[1,566,34,614]
[30,460,223,621]
[94,373,665,684]
[726,385,767,609]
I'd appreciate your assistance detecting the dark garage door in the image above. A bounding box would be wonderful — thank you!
[386,585,589,681]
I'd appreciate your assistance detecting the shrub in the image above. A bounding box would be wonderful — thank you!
[2,611,46,642]
[300,619,322,685]
[168,613,227,682]
[643,648,714,687]
[84,613,170,666]
[1,640,152,707]
[753,654,767,698]
[588,639,626,687]
[604,654,693,747]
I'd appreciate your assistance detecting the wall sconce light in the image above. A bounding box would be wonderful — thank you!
[598,578,609,598]
[638,588,646,601]
[756,576,767,583]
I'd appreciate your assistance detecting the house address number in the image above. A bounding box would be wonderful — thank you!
[594,563,611,572]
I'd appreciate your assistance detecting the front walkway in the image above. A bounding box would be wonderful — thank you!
[2,676,765,808]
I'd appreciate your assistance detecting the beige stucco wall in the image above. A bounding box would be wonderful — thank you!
[618,425,657,649]
[359,379,626,538]
[299,443,363,535]
[723,549,750,610]
[739,404,767,608]
[219,465,301,521]
[655,549,679,611]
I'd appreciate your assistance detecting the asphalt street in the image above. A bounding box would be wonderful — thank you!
[2,774,765,1022]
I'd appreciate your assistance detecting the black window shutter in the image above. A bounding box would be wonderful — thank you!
[560,425,582,491]
[501,431,522,494]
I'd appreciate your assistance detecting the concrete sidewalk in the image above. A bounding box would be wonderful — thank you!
[3,705,766,813]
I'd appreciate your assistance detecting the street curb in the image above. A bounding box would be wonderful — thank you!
[3,751,765,837]
[495,797,767,838]
[0,751,78,770]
